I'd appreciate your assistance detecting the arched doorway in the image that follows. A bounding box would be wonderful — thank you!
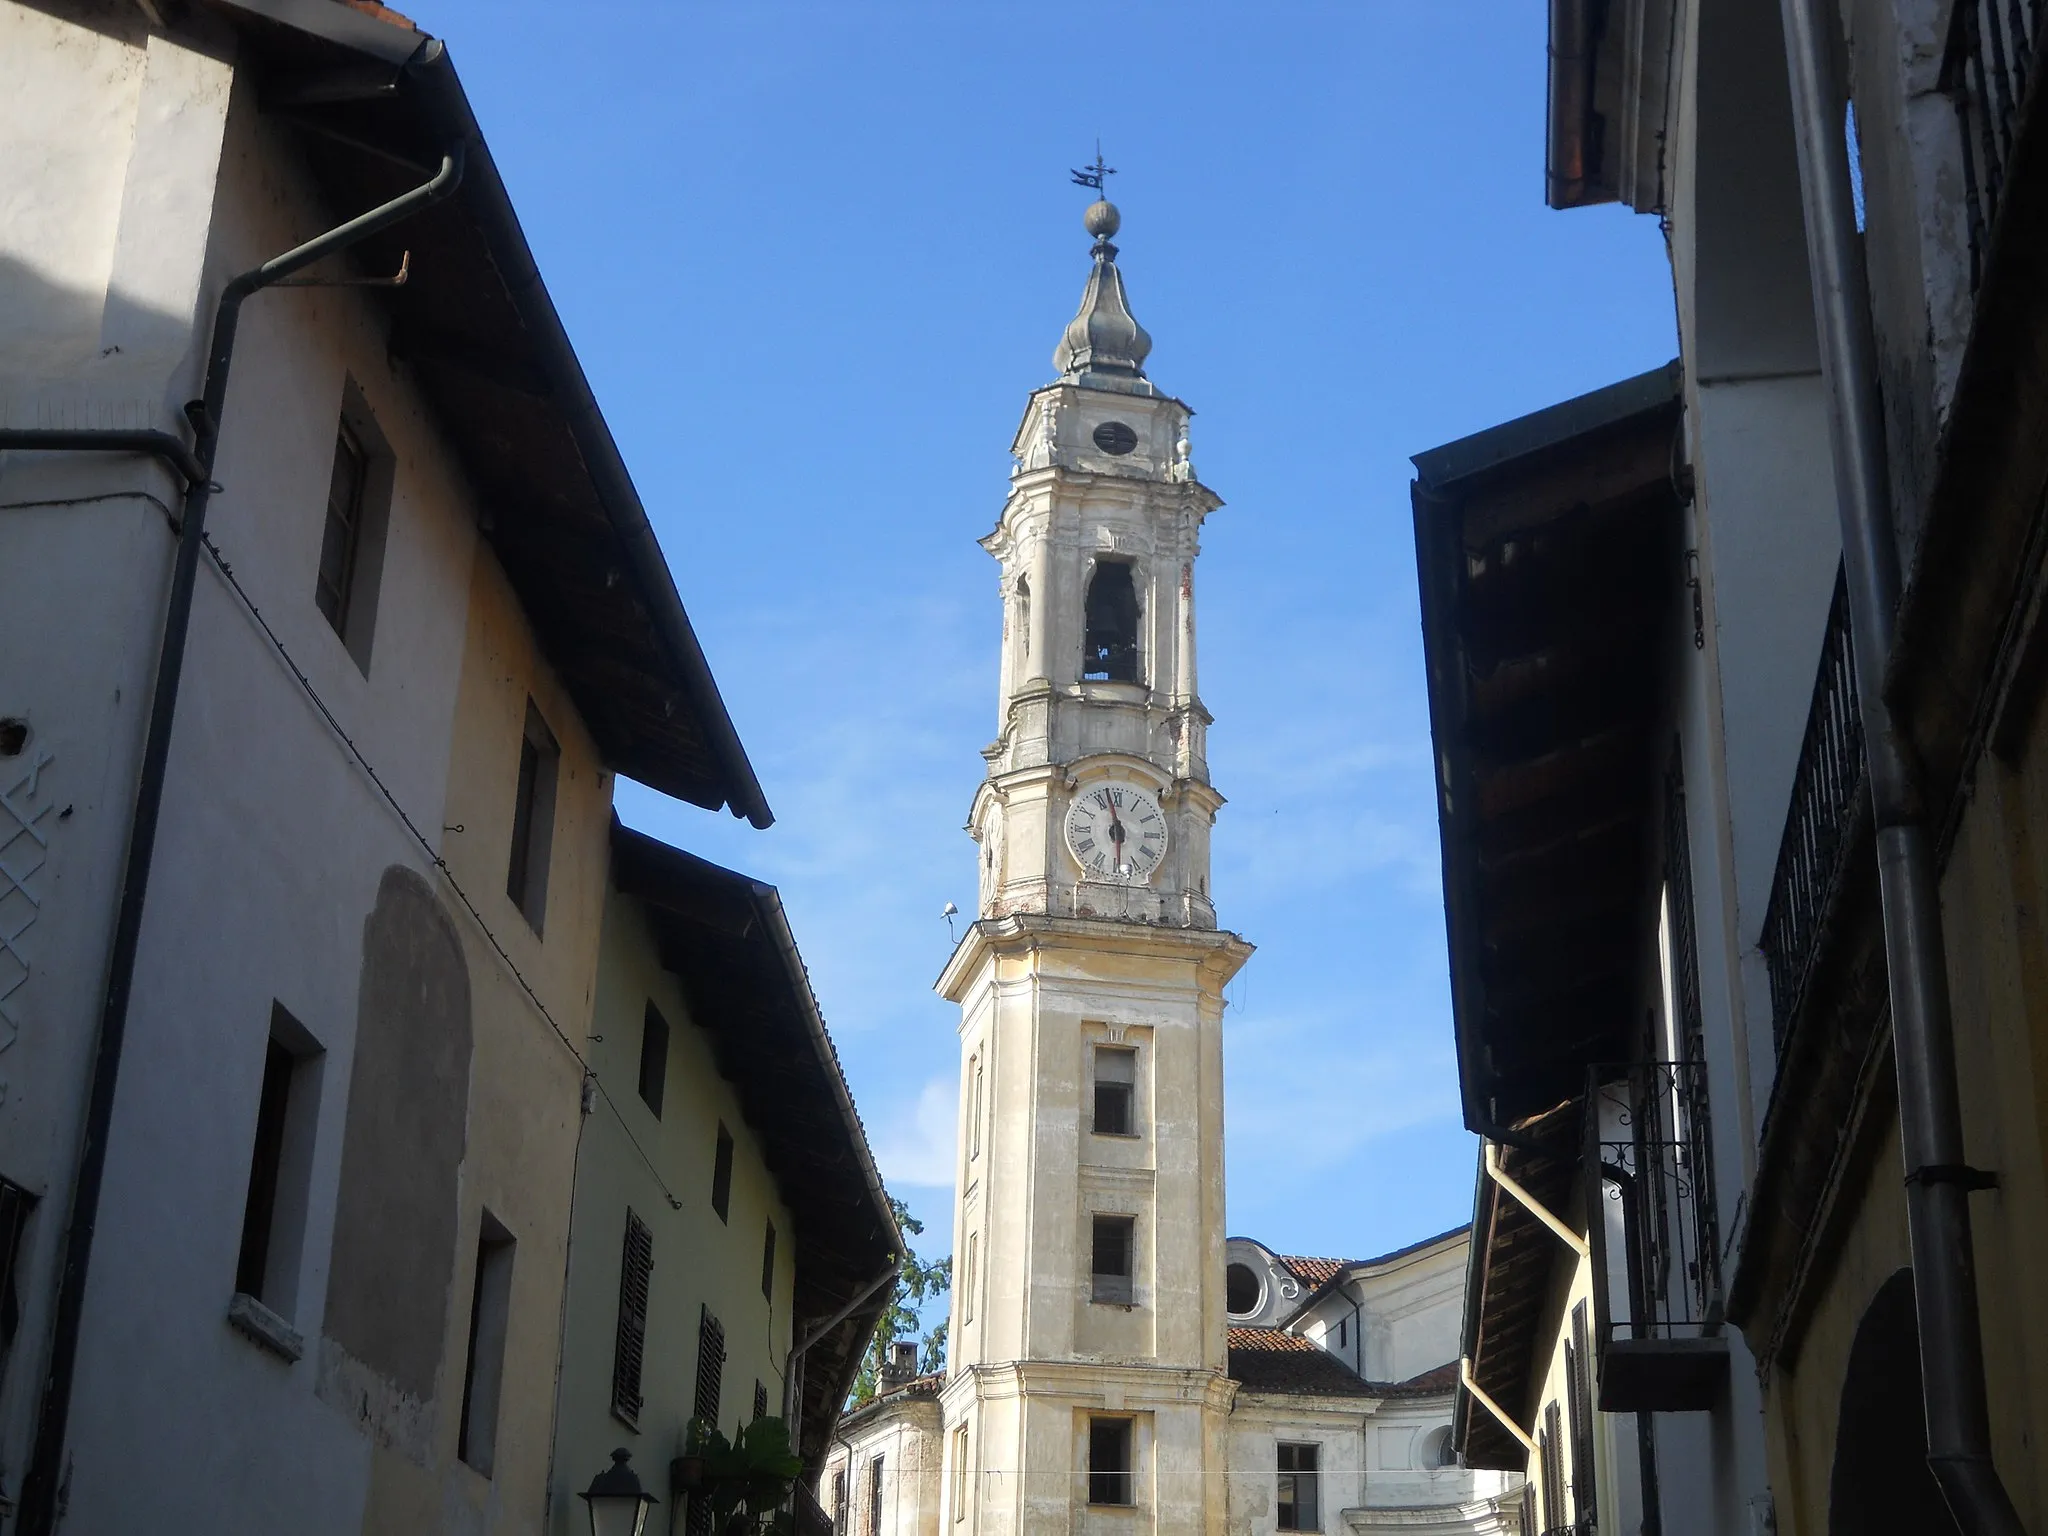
[1827,1267,1961,1535]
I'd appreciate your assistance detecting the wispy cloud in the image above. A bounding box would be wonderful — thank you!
[871,1076,961,1194]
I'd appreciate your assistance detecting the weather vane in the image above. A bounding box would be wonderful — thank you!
[1070,141,1116,194]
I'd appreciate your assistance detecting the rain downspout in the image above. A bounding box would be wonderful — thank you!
[14,144,465,1536]
[1773,3,2025,1532]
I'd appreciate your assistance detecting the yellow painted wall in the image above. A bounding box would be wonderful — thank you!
[360,538,613,1532]
[547,885,799,1534]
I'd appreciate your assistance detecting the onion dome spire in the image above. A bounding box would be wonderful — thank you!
[1053,198,1154,390]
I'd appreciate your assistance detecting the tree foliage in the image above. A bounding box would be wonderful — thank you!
[849,1198,951,1405]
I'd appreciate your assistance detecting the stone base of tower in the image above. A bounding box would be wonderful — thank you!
[940,1363,1237,1536]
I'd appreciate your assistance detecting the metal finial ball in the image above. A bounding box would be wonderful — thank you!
[1083,199,1121,239]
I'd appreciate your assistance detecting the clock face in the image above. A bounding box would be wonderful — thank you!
[1064,781,1169,880]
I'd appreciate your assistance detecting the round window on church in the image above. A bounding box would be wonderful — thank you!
[1092,420,1139,455]
[1226,1262,1263,1317]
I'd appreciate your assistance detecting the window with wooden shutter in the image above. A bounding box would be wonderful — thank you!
[754,1379,768,1421]
[695,1304,727,1426]
[611,1210,653,1427]
[1566,1303,1598,1526]
[688,1307,729,1536]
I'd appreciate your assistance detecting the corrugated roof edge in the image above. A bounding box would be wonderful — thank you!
[1410,359,1681,492]
[207,0,774,828]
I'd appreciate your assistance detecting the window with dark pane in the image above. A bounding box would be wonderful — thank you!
[1087,1418,1133,1506]
[0,1176,36,1367]
[867,1455,884,1536]
[1091,1214,1134,1305]
[638,1001,670,1117]
[312,381,394,673]
[235,1004,323,1316]
[316,419,367,636]
[505,702,559,932]
[754,1379,768,1421]
[1093,1046,1136,1136]
[457,1211,515,1475]
[761,1220,777,1301]
[1083,561,1139,682]
[832,1471,847,1534]
[711,1123,735,1223]
[1276,1443,1320,1531]
[610,1210,653,1427]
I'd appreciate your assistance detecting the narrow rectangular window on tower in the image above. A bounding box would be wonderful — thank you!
[1277,1444,1320,1531]
[711,1122,735,1223]
[1087,1418,1134,1507]
[1093,1046,1136,1136]
[638,1001,670,1117]
[963,1232,978,1323]
[1091,1214,1135,1305]
[1083,560,1140,683]
[953,1424,971,1521]
[761,1220,777,1301]
[970,1055,984,1160]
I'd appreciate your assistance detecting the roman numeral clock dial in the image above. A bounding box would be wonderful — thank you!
[1063,782,1169,880]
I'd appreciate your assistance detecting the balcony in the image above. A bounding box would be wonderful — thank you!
[1759,566,1867,1051]
[1586,1061,1728,1413]
[1944,0,2044,293]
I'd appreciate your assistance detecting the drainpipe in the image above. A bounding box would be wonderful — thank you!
[784,1262,902,1424]
[1773,3,2025,1532]
[13,143,465,1536]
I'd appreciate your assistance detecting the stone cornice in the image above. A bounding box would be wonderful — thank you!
[936,911,1253,1001]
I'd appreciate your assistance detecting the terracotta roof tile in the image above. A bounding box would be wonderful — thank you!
[1226,1327,1377,1397]
[1275,1254,1352,1288]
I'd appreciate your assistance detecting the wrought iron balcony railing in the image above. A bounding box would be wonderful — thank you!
[1758,565,1866,1052]
[1586,1060,1728,1413]
[1944,0,2045,292]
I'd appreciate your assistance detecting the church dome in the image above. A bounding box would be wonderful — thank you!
[1054,199,1154,388]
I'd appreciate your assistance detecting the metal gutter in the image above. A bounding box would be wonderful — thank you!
[0,430,205,491]
[1484,1141,1588,1258]
[1775,1,2026,1530]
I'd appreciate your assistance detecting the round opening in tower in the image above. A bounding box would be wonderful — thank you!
[1226,1262,1263,1317]
[1092,420,1138,456]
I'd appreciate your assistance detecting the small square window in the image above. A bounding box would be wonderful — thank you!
[1087,1418,1133,1506]
[1093,1046,1136,1136]
[1091,1214,1134,1305]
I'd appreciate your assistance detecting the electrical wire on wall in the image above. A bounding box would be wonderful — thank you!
[196,528,685,1211]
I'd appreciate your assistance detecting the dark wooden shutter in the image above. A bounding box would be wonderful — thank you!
[1566,1303,1598,1526]
[694,1305,727,1425]
[688,1308,728,1536]
[611,1210,653,1426]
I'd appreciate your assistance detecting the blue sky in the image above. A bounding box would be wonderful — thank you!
[414,2,1676,1275]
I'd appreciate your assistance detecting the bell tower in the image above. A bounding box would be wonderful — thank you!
[937,192,1251,1536]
